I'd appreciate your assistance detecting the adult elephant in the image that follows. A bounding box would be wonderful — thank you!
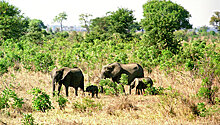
[50,67,84,97]
[100,62,144,94]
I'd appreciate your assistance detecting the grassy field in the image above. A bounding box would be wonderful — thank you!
[0,65,219,125]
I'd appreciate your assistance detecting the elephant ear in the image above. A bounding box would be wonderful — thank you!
[51,67,58,78]
[61,68,71,80]
[110,63,121,77]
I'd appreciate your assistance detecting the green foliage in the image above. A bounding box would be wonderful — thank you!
[53,12,67,32]
[56,95,68,110]
[196,103,208,117]
[55,31,69,38]
[79,13,92,33]
[22,113,37,125]
[209,11,220,31]
[145,86,165,95]
[107,8,136,40]
[174,30,189,41]
[0,1,29,40]
[119,74,129,85]
[24,19,47,44]
[90,17,109,37]
[114,53,129,64]
[141,0,192,53]
[72,98,102,112]
[30,88,53,112]
[99,79,124,95]
[197,78,219,104]
[68,31,84,42]
[0,87,24,110]
[89,8,136,41]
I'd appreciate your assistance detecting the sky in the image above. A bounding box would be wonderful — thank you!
[5,0,220,28]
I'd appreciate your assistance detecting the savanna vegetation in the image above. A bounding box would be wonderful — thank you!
[0,0,219,124]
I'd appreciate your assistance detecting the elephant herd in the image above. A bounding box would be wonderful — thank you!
[50,62,153,97]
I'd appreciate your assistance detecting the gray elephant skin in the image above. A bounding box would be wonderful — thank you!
[100,62,144,94]
[130,77,153,95]
[51,67,84,97]
[86,85,98,98]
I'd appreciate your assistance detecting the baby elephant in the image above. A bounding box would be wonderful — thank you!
[86,85,98,98]
[130,77,153,95]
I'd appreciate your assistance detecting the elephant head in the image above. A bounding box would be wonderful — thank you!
[100,62,122,80]
[51,67,70,96]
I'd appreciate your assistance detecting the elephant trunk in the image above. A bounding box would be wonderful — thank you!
[52,78,56,96]
[100,73,105,79]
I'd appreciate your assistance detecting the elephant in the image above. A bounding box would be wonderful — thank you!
[86,85,98,98]
[50,67,84,97]
[100,62,144,94]
[130,77,153,95]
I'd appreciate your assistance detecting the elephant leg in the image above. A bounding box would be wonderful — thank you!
[80,87,85,96]
[142,89,146,95]
[96,91,98,98]
[53,83,56,96]
[92,92,95,98]
[75,87,78,96]
[58,84,62,96]
[138,89,141,95]
[65,86,69,97]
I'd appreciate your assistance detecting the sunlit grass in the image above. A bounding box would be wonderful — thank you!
[0,67,219,124]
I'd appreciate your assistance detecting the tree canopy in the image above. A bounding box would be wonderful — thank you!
[79,13,93,33]
[141,0,192,53]
[53,12,67,32]
[88,8,136,41]
[0,1,28,40]
[107,8,136,36]
[210,11,220,31]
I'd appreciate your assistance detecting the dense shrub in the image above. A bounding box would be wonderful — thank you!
[0,88,24,110]
[29,88,53,112]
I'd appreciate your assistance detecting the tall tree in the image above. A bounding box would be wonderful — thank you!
[210,11,220,31]
[53,12,67,32]
[90,17,109,34]
[79,13,92,33]
[141,0,192,53]
[25,19,47,43]
[107,8,136,37]
[0,1,28,40]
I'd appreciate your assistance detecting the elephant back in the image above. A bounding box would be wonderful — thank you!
[63,67,84,88]
[121,63,144,84]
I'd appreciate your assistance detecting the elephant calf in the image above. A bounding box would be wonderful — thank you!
[130,77,153,95]
[86,85,98,98]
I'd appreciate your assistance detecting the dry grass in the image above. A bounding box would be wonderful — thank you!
[0,66,219,125]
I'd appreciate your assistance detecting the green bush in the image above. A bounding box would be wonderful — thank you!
[29,88,53,112]
[197,78,219,104]
[22,113,37,125]
[196,103,208,117]
[99,79,124,96]
[0,88,24,110]
[55,31,69,38]
[72,98,102,112]
[56,95,68,110]
[144,86,165,95]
